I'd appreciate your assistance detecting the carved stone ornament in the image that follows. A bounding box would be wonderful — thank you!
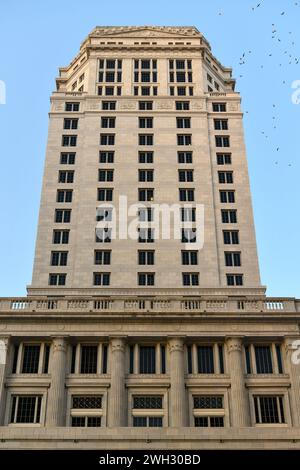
[111,338,126,353]
[226,337,243,353]
[168,338,184,353]
[52,337,67,353]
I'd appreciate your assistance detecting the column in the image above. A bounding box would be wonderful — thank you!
[108,336,127,427]
[168,337,188,427]
[46,336,68,427]
[0,336,10,425]
[284,337,300,426]
[226,337,250,427]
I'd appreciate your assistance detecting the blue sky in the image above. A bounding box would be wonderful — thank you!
[0,0,299,297]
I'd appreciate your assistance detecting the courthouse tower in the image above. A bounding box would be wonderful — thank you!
[0,26,299,449]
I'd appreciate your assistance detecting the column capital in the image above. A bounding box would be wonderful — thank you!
[51,336,68,353]
[225,336,244,353]
[283,336,300,353]
[110,336,126,353]
[168,336,185,353]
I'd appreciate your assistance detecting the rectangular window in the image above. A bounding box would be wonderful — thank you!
[195,416,224,427]
[133,396,162,409]
[181,251,198,265]
[276,345,283,374]
[95,228,112,243]
[221,210,237,223]
[99,151,114,163]
[139,134,153,145]
[100,134,115,145]
[224,252,241,267]
[63,118,78,130]
[254,396,285,424]
[97,188,113,201]
[102,101,116,110]
[178,152,193,164]
[177,134,192,145]
[218,171,233,184]
[56,190,73,203]
[94,250,111,265]
[58,171,74,183]
[21,345,40,374]
[60,152,75,164]
[182,273,199,286]
[48,273,66,286]
[176,101,190,110]
[138,207,153,222]
[214,119,228,130]
[139,151,153,163]
[176,117,191,129]
[138,250,155,265]
[55,209,71,223]
[226,274,243,286]
[10,396,42,424]
[80,346,98,374]
[220,191,235,203]
[138,188,154,202]
[193,396,223,409]
[133,416,162,427]
[93,272,110,286]
[217,153,232,165]
[255,346,273,374]
[139,346,156,373]
[223,230,239,244]
[179,188,194,201]
[50,251,68,266]
[101,117,115,128]
[62,135,77,147]
[139,117,153,129]
[197,346,214,373]
[98,169,114,182]
[178,169,193,182]
[65,102,80,112]
[181,207,196,222]
[138,169,154,182]
[72,395,102,409]
[53,230,69,244]
[215,136,230,147]
[139,101,153,110]
[181,228,197,243]
[138,228,154,243]
[212,103,226,112]
[138,273,155,286]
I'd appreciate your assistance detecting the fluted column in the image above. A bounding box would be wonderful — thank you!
[46,336,68,427]
[108,336,126,427]
[226,337,250,427]
[168,337,188,427]
[0,337,10,425]
[284,337,300,426]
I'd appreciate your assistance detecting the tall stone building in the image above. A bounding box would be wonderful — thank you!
[0,26,299,449]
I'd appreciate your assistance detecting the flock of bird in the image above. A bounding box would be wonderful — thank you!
[219,1,299,167]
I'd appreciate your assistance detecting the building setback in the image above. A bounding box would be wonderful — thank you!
[0,26,299,449]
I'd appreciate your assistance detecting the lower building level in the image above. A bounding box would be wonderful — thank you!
[0,290,300,449]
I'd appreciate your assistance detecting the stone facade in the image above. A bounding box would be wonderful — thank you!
[0,26,299,449]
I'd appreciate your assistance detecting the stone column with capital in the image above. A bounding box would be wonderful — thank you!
[226,337,250,427]
[46,337,68,427]
[108,337,127,427]
[168,337,188,427]
[0,336,10,425]
[284,337,300,427]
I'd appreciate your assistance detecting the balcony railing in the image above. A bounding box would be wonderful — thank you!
[0,297,299,314]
